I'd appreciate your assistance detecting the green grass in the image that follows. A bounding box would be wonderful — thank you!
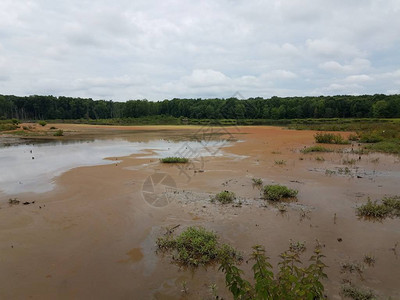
[160,157,189,163]
[212,190,236,204]
[156,226,241,267]
[314,132,349,144]
[263,184,298,201]
[251,178,263,188]
[274,159,286,165]
[38,120,47,126]
[301,145,333,153]
[357,196,400,219]
[364,138,400,154]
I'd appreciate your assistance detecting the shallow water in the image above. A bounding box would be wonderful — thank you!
[0,138,232,194]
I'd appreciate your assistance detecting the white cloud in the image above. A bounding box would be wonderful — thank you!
[0,0,399,100]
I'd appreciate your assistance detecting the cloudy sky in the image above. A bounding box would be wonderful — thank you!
[0,0,399,101]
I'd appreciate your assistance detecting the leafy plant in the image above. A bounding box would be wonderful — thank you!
[160,157,189,163]
[219,243,327,299]
[263,184,298,202]
[357,196,400,219]
[213,190,236,204]
[38,120,47,126]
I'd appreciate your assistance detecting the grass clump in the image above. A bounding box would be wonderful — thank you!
[341,283,377,300]
[156,226,241,267]
[263,184,298,202]
[364,138,400,154]
[314,132,349,144]
[38,120,47,126]
[301,145,333,153]
[53,129,64,136]
[160,157,189,163]
[212,190,236,204]
[274,159,286,165]
[356,197,400,219]
[343,158,357,165]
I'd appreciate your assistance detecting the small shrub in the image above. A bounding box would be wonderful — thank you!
[301,145,333,153]
[160,157,189,163]
[53,129,64,136]
[274,159,286,165]
[325,169,336,176]
[315,156,325,162]
[38,120,47,126]
[382,196,400,210]
[213,190,236,204]
[341,283,377,300]
[263,184,298,202]
[50,126,57,130]
[363,254,376,266]
[314,132,349,144]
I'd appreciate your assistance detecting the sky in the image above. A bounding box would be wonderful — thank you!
[0,0,399,101]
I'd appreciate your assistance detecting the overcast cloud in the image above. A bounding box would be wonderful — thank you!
[0,0,399,101]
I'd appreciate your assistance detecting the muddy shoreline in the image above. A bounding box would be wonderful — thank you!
[1,125,399,299]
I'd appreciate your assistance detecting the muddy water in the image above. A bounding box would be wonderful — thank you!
[0,125,399,299]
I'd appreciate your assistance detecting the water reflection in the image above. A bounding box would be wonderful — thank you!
[0,138,230,195]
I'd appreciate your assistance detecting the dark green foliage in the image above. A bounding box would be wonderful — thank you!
[341,283,377,300]
[0,119,19,131]
[357,196,400,219]
[38,120,47,126]
[301,145,333,153]
[219,243,327,299]
[156,226,241,267]
[1,93,400,121]
[263,185,298,201]
[160,157,189,163]
[213,191,236,204]
[314,132,349,144]
[364,138,400,154]
[53,129,63,136]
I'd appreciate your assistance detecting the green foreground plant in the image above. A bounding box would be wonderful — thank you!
[301,145,334,154]
[314,132,349,144]
[212,190,236,204]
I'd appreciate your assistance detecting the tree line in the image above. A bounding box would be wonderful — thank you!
[0,94,399,120]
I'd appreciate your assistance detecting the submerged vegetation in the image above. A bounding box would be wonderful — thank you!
[263,185,298,202]
[357,196,400,219]
[160,157,189,163]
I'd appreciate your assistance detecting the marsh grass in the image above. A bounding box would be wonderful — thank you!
[314,132,349,144]
[263,185,298,202]
[53,129,64,136]
[251,178,263,188]
[160,157,189,163]
[301,145,333,153]
[274,159,286,165]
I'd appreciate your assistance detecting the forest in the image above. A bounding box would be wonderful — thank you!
[0,94,399,120]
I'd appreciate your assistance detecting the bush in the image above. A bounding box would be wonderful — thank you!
[314,132,349,144]
[359,133,384,143]
[38,120,47,126]
[252,178,263,188]
[213,190,236,204]
[53,129,64,136]
[341,283,376,300]
[160,157,189,163]
[263,185,298,201]
[156,226,241,267]
[301,145,333,153]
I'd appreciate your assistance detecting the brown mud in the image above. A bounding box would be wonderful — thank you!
[0,124,399,299]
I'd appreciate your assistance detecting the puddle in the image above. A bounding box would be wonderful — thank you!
[0,138,234,194]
